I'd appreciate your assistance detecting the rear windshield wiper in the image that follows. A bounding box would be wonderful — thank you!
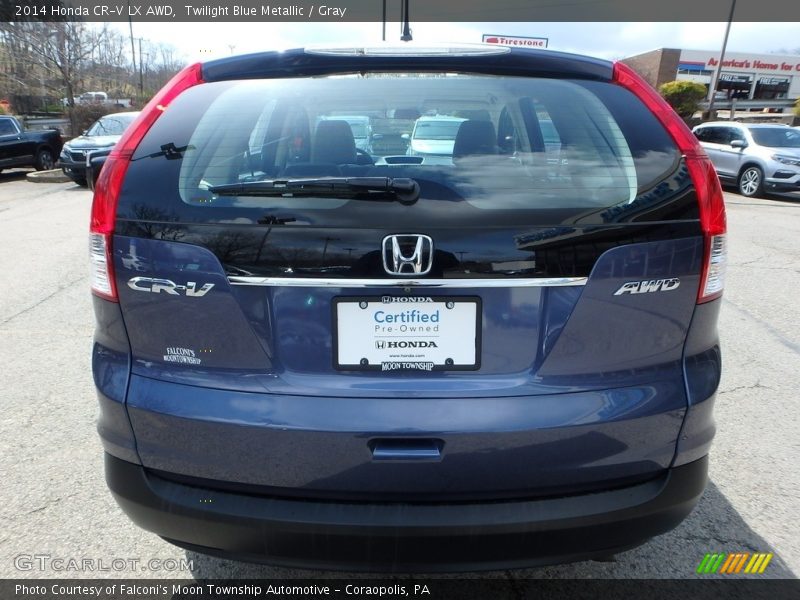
[207,177,420,204]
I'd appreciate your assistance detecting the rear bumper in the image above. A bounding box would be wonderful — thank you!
[120,373,691,496]
[106,453,707,572]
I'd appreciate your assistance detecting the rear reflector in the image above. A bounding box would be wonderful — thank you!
[89,62,204,301]
[612,61,727,304]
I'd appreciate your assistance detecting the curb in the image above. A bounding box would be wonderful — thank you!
[26,169,72,183]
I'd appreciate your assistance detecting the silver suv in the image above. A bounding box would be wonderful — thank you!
[693,122,800,197]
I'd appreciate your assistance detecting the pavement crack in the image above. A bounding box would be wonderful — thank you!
[732,255,769,267]
[678,534,764,548]
[717,381,774,396]
[23,492,81,516]
[0,275,85,325]
[732,263,800,272]
[722,298,800,355]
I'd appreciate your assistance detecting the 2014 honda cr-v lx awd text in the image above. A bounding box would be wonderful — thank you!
[90,45,726,572]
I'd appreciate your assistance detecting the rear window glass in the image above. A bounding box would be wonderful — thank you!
[131,73,680,220]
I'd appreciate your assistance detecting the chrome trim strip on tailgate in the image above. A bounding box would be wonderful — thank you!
[228,276,588,288]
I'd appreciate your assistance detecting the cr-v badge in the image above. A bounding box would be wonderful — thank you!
[128,277,215,297]
[614,278,680,295]
[382,234,434,276]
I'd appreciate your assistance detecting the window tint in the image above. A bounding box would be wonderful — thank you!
[539,120,560,145]
[750,127,800,148]
[247,99,277,155]
[0,118,19,136]
[131,74,680,221]
[728,128,746,143]
[697,127,727,144]
[497,107,516,154]
[87,114,136,136]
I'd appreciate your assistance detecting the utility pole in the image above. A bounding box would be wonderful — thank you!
[138,37,144,99]
[707,0,737,119]
[382,0,386,41]
[127,2,136,77]
[400,0,412,42]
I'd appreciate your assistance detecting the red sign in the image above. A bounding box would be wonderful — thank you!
[482,34,548,48]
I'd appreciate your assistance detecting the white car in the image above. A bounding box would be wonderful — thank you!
[406,115,466,156]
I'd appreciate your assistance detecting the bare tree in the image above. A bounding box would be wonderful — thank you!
[0,21,185,118]
[0,20,112,126]
[143,41,186,92]
[91,28,134,99]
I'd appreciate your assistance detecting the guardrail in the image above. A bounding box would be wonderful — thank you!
[698,99,795,110]
[21,117,70,130]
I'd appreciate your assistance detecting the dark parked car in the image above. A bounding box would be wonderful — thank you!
[91,45,726,571]
[59,111,139,186]
[0,115,62,172]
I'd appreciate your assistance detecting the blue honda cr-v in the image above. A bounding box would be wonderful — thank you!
[90,44,726,572]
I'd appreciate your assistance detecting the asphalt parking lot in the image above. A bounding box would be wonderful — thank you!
[0,169,797,581]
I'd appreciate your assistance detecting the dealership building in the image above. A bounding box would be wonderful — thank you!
[622,48,800,105]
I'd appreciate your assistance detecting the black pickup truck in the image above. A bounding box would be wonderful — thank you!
[0,115,63,172]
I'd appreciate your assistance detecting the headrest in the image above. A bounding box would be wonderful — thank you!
[312,120,357,165]
[452,120,498,160]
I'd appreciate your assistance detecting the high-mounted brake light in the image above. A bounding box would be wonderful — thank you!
[89,63,204,301]
[305,44,511,57]
[612,62,726,304]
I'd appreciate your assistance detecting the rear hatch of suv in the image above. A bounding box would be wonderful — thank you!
[92,47,725,501]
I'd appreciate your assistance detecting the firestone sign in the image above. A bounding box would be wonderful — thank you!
[482,34,548,48]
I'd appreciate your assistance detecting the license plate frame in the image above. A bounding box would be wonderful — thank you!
[332,295,482,372]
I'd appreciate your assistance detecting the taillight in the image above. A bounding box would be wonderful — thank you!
[89,63,204,301]
[612,61,727,304]
[685,157,727,303]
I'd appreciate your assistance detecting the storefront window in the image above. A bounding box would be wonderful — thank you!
[716,72,753,100]
[753,77,791,100]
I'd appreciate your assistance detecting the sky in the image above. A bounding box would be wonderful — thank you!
[112,21,800,64]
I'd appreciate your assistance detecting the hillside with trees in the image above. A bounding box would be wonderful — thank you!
[0,22,183,129]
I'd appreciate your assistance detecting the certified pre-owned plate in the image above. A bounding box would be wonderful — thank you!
[333,296,481,372]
